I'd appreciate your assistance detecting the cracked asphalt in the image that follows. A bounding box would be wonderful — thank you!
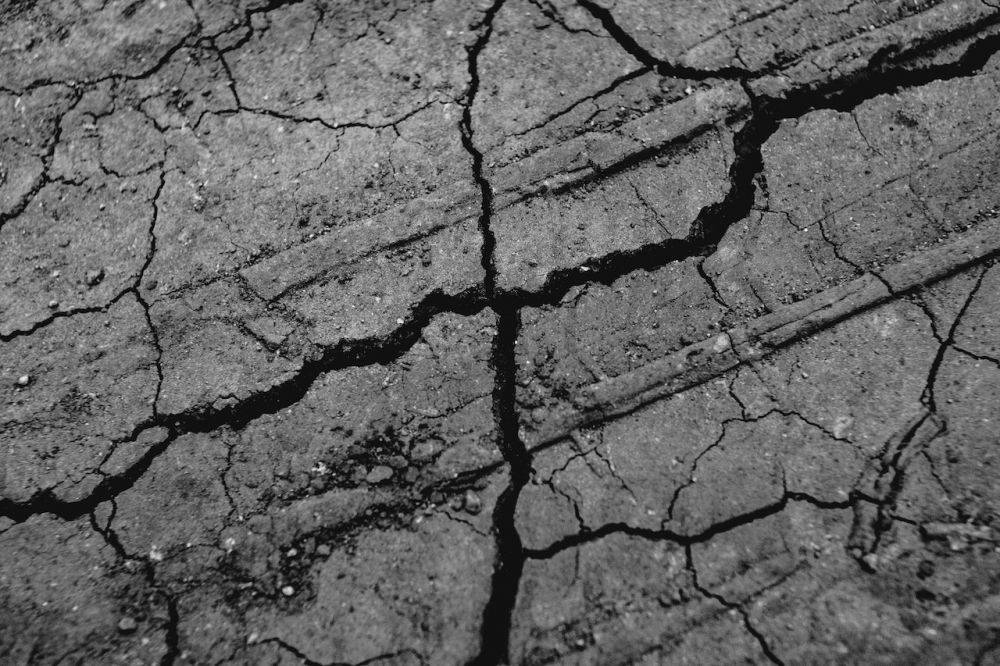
[2,0,1000,663]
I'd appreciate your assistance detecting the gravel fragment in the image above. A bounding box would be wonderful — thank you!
[463,490,482,515]
[117,616,138,634]
[365,465,393,484]
[84,268,105,286]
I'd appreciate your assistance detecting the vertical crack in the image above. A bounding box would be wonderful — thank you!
[685,545,784,665]
[457,1,534,663]
[852,266,990,567]
[88,506,180,665]
[160,595,181,666]
[134,166,168,419]
[472,304,530,665]
[459,0,505,303]
[921,266,989,412]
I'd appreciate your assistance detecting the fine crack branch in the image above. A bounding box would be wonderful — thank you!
[686,545,784,665]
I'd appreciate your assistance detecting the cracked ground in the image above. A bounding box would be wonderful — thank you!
[3,1,1000,664]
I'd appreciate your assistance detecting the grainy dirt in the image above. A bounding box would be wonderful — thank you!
[2,1,1000,664]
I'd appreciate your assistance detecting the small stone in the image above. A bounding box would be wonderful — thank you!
[16,375,30,387]
[365,465,393,484]
[463,490,482,515]
[281,585,295,597]
[316,544,331,557]
[386,455,408,470]
[449,495,465,511]
[47,300,59,309]
[84,268,105,287]
[117,616,138,634]
[411,440,440,462]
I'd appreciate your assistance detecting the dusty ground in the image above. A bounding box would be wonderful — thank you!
[2,0,1000,663]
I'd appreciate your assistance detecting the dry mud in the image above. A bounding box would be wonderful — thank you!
[3,1,1000,664]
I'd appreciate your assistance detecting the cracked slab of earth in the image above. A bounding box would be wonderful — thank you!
[3,0,1000,663]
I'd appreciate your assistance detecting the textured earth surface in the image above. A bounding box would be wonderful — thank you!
[3,0,1000,664]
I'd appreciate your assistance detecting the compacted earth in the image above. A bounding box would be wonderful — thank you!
[3,0,1000,663]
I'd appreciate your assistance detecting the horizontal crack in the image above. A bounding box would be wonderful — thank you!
[491,20,1000,312]
[0,285,488,523]
[525,218,1000,450]
[525,489,856,560]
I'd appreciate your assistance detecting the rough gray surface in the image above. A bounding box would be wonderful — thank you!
[3,0,1000,663]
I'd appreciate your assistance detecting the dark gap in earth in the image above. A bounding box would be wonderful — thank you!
[685,545,784,665]
[12,16,993,523]
[525,491,854,560]
[89,509,181,666]
[458,1,537,662]
[499,23,1000,312]
[471,305,531,666]
[0,286,488,523]
[460,0,505,302]
[576,0,750,79]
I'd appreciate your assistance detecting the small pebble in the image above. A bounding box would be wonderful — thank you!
[84,268,105,287]
[117,616,138,634]
[47,300,59,309]
[16,375,30,387]
[411,441,440,462]
[386,455,408,470]
[316,544,331,557]
[281,585,295,597]
[365,465,393,484]
[463,490,482,515]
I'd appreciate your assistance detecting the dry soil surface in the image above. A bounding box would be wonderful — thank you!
[3,0,1000,664]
